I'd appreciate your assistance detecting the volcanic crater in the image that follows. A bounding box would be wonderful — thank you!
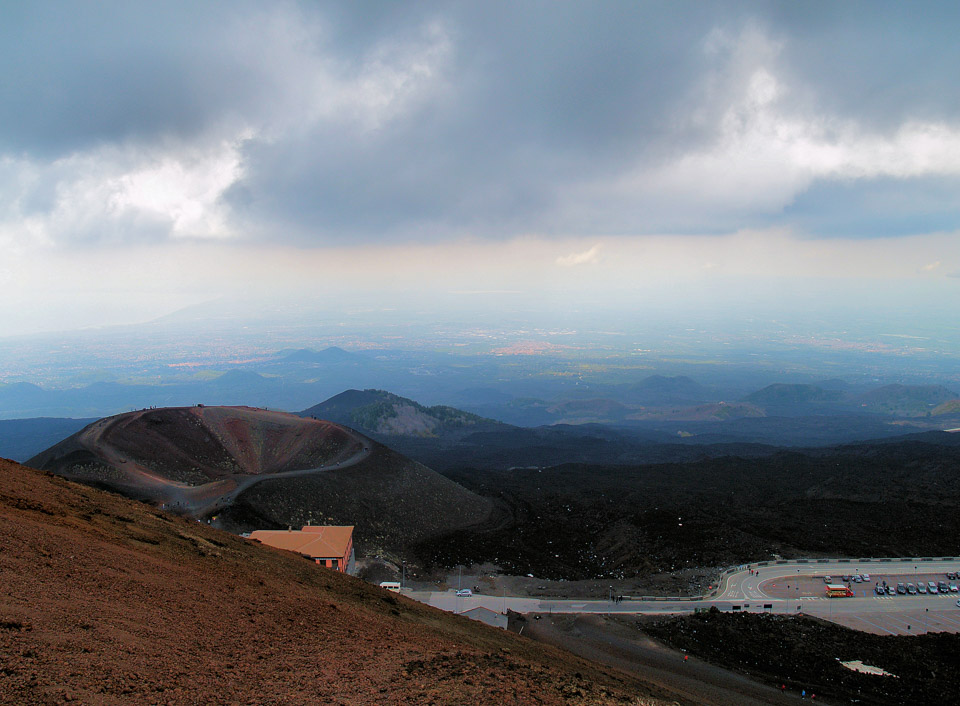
[28,406,492,551]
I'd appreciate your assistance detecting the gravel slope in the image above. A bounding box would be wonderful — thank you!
[0,459,678,705]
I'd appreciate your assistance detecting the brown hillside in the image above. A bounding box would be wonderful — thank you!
[0,459,675,705]
[27,406,492,552]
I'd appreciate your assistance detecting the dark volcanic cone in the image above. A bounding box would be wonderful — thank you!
[28,406,491,550]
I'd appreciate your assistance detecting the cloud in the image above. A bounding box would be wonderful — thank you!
[920,261,942,273]
[556,244,602,267]
[0,136,249,247]
[3,2,960,253]
[589,23,960,235]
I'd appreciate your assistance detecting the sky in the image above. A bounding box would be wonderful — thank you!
[1,1,959,337]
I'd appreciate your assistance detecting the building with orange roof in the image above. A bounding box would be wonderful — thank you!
[248,525,355,573]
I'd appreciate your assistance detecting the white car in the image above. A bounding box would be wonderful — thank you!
[956,598,960,607]
[455,589,473,597]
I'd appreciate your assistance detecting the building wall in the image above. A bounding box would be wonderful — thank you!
[311,534,353,573]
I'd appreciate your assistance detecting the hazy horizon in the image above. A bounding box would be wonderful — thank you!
[2,2,958,358]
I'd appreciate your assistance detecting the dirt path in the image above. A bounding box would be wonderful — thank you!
[522,614,819,705]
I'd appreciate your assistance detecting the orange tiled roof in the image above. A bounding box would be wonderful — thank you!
[249,526,353,560]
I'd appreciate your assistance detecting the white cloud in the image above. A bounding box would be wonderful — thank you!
[607,26,960,224]
[109,138,248,239]
[647,82,960,213]
[556,243,602,267]
[0,135,249,248]
[0,7,452,251]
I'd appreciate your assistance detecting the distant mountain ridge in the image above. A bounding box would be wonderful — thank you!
[743,383,845,406]
[300,389,507,438]
[856,384,958,415]
[740,382,959,418]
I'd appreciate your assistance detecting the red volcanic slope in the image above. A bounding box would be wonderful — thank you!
[0,459,674,705]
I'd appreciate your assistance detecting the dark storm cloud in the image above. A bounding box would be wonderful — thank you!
[224,1,737,242]
[2,1,960,245]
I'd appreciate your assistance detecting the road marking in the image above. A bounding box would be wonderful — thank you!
[846,615,899,635]
[883,614,912,629]
[934,611,960,628]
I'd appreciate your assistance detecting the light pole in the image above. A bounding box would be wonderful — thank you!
[456,565,462,614]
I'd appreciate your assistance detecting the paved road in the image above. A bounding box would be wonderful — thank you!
[408,557,960,635]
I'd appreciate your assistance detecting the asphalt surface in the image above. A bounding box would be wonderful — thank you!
[408,558,960,635]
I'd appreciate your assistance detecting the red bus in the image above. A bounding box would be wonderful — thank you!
[826,584,854,598]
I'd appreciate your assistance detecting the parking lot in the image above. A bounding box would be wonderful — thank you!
[760,571,960,635]
[823,606,960,635]
[761,571,960,598]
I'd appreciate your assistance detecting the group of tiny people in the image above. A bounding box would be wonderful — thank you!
[781,683,815,699]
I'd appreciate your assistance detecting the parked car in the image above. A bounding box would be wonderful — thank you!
[918,584,928,594]
[874,585,885,596]
[956,598,960,608]
[823,575,832,584]
[928,581,939,594]
[907,583,917,594]
[841,575,852,582]
[455,589,472,597]
[947,572,956,580]
[886,585,896,595]
[853,575,863,583]
[938,581,950,593]
[862,574,870,581]
[951,584,959,593]
[897,583,907,594]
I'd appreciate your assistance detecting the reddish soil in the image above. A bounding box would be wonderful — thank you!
[0,459,678,705]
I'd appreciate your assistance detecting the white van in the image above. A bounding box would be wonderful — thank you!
[379,581,401,593]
